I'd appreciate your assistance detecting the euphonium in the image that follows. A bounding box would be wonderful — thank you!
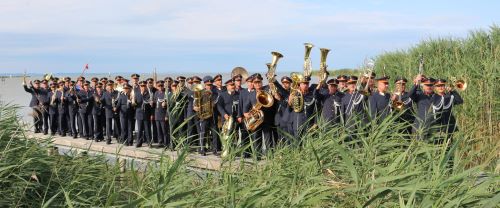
[220,116,234,158]
[303,43,314,78]
[267,51,283,95]
[318,48,330,84]
[244,90,274,131]
[289,72,304,113]
[192,84,213,120]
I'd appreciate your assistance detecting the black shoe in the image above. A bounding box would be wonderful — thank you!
[73,135,77,139]
[51,132,55,136]
[85,137,90,140]
[199,148,206,156]
[61,133,66,137]
[34,129,40,133]
[43,131,48,135]
[106,140,111,145]
[135,144,142,148]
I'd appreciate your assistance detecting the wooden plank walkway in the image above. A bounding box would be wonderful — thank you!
[26,133,257,171]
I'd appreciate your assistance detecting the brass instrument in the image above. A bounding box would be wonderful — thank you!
[131,85,137,107]
[43,73,54,81]
[244,90,274,131]
[303,43,314,78]
[267,51,283,96]
[231,67,249,84]
[289,72,304,113]
[391,84,404,111]
[114,83,124,93]
[220,116,234,158]
[192,84,213,120]
[358,58,375,96]
[450,77,467,91]
[50,88,57,107]
[318,48,330,84]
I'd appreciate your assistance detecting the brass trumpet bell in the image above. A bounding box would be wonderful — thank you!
[455,79,467,91]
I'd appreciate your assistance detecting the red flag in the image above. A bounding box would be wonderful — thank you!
[84,64,89,70]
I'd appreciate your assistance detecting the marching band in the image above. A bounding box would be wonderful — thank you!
[22,44,465,158]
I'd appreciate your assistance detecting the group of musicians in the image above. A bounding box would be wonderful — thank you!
[23,68,464,157]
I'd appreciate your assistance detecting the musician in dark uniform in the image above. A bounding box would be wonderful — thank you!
[289,76,322,138]
[341,76,368,129]
[369,75,391,121]
[213,74,225,92]
[320,78,344,125]
[242,74,275,156]
[194,76,219,155]
[76,82,94,139]
[65,81,79,138]
[38,80,50,135]
[47,83,59,135]
[337,75,348,93]
[55,81,67,136]
[391,77,414,135]
[23,79,42,133]
[273,76,292,142]
[237,75,254,151]
[146,79,157,143]
[116,84,134,145]
[185,76,201,144]
[90,77,99,90]
[408,75,436,140]
[134,81,153,147]
[102,82,117,144]
[92,84,105,142]
[217,79,239,128]
[63,77,72,136]
[154,81,170,148]
[420,78,463,142]
[234,74,244,92]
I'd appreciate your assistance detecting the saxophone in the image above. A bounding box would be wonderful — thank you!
[244,90,274,131]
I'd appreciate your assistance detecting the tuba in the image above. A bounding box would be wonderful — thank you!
[289,72,304,113]
[231,67,249,84]
[244,90,274,131]
[192,84,213,120]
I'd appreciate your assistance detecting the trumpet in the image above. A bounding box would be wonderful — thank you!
[449,77,467,91]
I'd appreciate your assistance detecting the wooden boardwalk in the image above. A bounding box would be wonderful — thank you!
[27,133,256,171]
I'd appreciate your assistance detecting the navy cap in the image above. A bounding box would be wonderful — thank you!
[375,75,390,82]
[203,76,213,83]
[131,73,140,78]
[192,76,202,82]
[91,77,99,82]
[176,76,186,81]
[327,79,339,85]
[225,79,234,85]
[434,78,447,86]
[281,76,292,83]
[394,77,408,84]
[252,73,263,81]
[347,76,358,84]
[214,74,222,81]
[172,80,179,86]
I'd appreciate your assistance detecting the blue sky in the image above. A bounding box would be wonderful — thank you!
[0,0,498,74]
